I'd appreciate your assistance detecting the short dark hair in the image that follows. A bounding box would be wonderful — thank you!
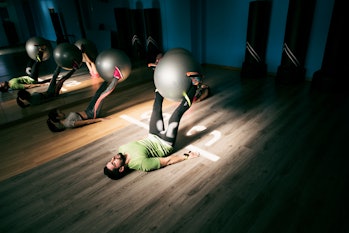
[16,90,31,108]
[47,108,65,132]
[17,89,31,99]
[103,166,128,180]
[48,108,59,122]
[0,81,9,92]
[46,118,65,132]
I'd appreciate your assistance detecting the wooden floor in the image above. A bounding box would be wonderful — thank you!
[1,57,349,232]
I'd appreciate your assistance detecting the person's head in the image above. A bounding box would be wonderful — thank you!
[48,108,66,122]
[16,90,32,108]
[104,153,127,180]
[46,108,66,132]
[0,81,10,93]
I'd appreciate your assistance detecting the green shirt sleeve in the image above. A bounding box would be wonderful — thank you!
[8,76,35,90]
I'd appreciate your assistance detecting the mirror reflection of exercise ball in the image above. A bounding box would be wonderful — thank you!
[154,49,202,102]
[95,48,132,82]
[163,48,191,57]
[25,36,52,61]
[53,43,82,70]
[74,38,98,62]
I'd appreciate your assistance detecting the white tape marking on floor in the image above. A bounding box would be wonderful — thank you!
[185,144,220,162]
[120,114,149,130]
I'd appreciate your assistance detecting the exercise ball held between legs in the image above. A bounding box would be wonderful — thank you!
[95,48,132,82]
[25,36,52,62]
[53,43,83,70]
[154,49,202,102]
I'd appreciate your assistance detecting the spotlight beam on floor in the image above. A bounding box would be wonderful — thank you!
[120,114,220,161]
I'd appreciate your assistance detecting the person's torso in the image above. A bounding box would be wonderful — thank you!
[9,76,35,89]
[119,134,173,171]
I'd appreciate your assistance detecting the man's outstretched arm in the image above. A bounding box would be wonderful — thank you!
[158,151,199,167]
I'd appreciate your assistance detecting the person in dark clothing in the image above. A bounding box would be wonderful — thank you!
[16,61,80,108]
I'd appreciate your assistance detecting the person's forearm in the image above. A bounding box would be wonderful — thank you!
[87,119,102,125]
[24,84,42,88]
[73,119,102,127]
[160,154,188,167]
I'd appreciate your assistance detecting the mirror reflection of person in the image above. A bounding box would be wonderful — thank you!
[0,46,49,93]
[16,61,80,108]
[46,66,124,132]
[80,44,100,79]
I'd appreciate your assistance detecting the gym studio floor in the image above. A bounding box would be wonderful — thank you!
[1,46,349,233]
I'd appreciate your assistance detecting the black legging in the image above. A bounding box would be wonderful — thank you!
[45,66,76,97]
[149,85,196,146]
[17,65,76,107]
[84,79,118,119]
[29,60,40,82]
[27,60,50,84]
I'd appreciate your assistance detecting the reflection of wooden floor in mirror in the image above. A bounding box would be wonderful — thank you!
[1,64,348,233]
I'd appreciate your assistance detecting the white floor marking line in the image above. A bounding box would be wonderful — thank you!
[205,130,221,147]
[120,114,149,130]
[64,80,81,87]
[186,125,207,136]
[120,114,220,162]
[185,144,220,162]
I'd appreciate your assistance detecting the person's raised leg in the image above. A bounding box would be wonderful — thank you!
[45,66,61,97]
[84,81,110,119]
[53,68,76,96]
[86,66,124,118]
[161,84,197,145]
[84,66,123,119]
[29,60,41,82]
[149,90,165,136]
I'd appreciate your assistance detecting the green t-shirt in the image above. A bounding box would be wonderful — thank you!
[119,134,173,172]
[9,76,36,90]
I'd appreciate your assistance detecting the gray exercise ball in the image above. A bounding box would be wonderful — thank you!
[95,48,132,82]
[53,43,82,70]
[25,36,52,61]
[74,38,98,62]
[154,49,201,102]
[163,48,192,57]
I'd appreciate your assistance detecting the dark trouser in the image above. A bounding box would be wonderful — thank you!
[28,60,50,84]
[85,79,118,119]
[46,66,75,97]
[149,85,196,146]
[28,60,39,82]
